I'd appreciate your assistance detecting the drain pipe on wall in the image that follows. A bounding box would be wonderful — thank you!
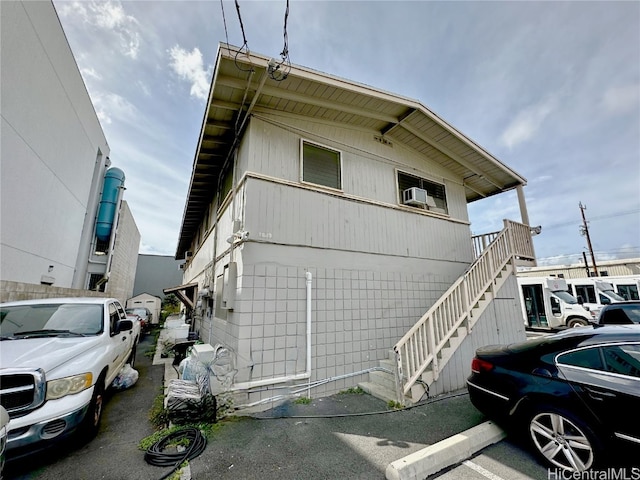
[233,271,313,390]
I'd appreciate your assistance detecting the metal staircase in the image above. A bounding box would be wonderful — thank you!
[359,220,535,405]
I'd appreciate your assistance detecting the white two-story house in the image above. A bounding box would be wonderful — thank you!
[174,45,536,407]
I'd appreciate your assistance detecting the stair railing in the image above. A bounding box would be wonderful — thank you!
[393,219,534,399]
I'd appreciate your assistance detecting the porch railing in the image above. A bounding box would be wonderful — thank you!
[393,219,535,399]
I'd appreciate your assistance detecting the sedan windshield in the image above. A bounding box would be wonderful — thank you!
[0,304,103,338]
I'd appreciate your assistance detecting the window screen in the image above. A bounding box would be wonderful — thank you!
[398,171,448,213]
[302,142,341,190]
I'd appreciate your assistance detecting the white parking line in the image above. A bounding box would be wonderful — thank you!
[463,460,507,480]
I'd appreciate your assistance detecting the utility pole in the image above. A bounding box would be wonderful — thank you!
[579,202,599,277]
[582,251,591,277]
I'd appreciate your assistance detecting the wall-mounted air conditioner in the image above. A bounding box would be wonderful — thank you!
[184,251,193,260]
[403,187,427,206]
[179,263,186,270]
[403,187,437,209]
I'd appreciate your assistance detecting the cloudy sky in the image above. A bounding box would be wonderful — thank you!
[53,0,639,266]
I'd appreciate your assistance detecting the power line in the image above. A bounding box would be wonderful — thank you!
[220,0,230,54]
[536,247,640,261]
[541,208,640,231]
[268,0,291,81]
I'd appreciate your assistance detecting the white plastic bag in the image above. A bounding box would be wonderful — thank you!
[111,364,139,390]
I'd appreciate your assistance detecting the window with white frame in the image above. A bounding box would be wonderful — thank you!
[397,171,448,214]
[301,140,342,190]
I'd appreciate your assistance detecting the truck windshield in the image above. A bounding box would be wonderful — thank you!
[603,290,626,302]
[0,304,103,337]
[553,291,579,304]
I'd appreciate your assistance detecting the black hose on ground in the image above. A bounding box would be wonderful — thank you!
[144,426,207,480]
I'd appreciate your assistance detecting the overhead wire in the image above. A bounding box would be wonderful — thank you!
[233,0,253,72]
[268,0,291,81]
[219,0,231,55]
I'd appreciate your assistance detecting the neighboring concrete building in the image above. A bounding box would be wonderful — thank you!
[518,257,640,279]
[132,254,184,300]
[0,1,139,305]
[174,45,536,407]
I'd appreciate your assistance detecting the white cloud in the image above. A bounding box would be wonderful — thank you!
[500,97,557,149]
[92,92,139,125]
[168,46,210,100]
[80,67,102,81]
[137,80,151,97]
[57,1,140,59]
[601,84,640,115]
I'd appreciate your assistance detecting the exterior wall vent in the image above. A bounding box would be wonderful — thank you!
[374,135,393,147]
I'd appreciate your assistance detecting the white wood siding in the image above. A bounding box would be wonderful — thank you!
[245,116,470,222]
[245,177,474,263]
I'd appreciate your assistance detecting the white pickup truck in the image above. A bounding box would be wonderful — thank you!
[0,297,138,455]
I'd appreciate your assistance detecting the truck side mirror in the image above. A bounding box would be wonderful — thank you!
[116,319,133,334]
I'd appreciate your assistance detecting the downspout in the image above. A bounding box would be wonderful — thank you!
[233,271,313,390]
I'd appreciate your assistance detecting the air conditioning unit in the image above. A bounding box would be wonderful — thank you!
[403,187,438,209]
[184,251,193,260]
[403,187,428,206]
[179,263,186,270]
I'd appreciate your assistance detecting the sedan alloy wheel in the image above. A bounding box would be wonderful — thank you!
[529,411,594,472]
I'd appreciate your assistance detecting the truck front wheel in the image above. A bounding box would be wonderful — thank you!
[567,317,588,328]
[81,378,105,439]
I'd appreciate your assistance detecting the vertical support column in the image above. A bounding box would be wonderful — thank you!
[516,185,530,226]
[516,185,537,266]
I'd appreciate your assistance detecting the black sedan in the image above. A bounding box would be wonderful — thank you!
[467,325,640,473]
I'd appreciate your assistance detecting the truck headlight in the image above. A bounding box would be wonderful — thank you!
[46,373,93,400]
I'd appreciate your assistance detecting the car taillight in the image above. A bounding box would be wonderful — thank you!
[471,357,494,373]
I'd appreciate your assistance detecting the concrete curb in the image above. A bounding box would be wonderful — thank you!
[385,421,506,480]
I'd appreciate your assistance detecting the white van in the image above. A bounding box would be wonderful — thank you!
[517,277,593,329]
[598,275,640,301]
[565,278,627,316]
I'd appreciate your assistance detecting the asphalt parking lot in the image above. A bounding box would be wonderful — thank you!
[8,327,625,480]
[4,334,164,480]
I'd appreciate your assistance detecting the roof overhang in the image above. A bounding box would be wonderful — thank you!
[175,44,527,258]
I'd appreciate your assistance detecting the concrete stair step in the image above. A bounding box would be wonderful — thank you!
[358,381,397,404]
[379,357,395,370]
[369,370,395,391]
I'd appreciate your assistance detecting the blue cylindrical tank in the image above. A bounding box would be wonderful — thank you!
[95,167,125,241]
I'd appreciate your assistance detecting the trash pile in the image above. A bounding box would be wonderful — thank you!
[165,343,235,425]
[166,378,217,424]
[111,364,139,390]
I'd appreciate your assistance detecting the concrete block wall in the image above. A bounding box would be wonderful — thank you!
[215,263,458,405]
[0,280,109,303]
[106,201,140,305]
